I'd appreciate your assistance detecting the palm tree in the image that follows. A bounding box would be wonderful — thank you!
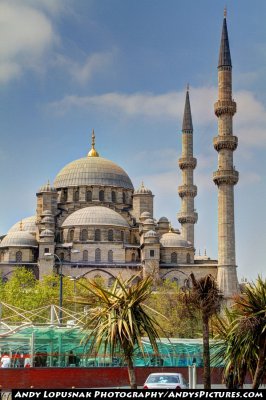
[212,308,248,389]
[212,276,266,389]
[181,273,223,389]
[77,274,162,389]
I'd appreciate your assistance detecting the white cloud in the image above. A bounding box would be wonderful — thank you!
[0,1,57,83]
[49,86,266,149]
[54,51,115,84]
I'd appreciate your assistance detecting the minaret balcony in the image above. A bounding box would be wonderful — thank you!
[213,169,239,186]
[177,211,198,225]
[213,135,238,152]
[214,100,236,117]
[178,157,197,170]
[178,185,197,198]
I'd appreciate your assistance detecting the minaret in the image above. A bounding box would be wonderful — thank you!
[213,10,239,298]
[177,86,197,247]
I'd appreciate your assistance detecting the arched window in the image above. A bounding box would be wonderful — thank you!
[108,250,113,263]
[123,192,126,204]
[121,231,124,242]
[60,252,64,261]
[108,229,113,241]
[111,191,116,203]
[16,251,22,263]
[95,248,101,262]
[186,253,191,264]
[69,229,75,242]
[74,189,79,202]
[86,190,92,202]
[131,253,136,262]
[95,229,101,241]
[83,250,88,261]
[81,229,88,241]
[171,252,177,263]
[99,190,104,202]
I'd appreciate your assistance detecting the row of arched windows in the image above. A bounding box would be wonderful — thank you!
[68,229,124,242]
[61,189,128,203]
[59,249,114,262]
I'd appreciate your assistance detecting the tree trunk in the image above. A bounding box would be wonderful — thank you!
[202,314,211,389]
[252,334,266,389]
[125,354,137,389]
[238,362,247,389]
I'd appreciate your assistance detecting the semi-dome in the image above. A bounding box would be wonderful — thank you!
[0,231,38,248]
[40,229,54,237]
[143,218,155,225]
[134,182,152,195]
[38,181,56,193]
[41,216,54,224]
[158,217,169,223]
[144,230,158,238]
[8,216,37,234]
[140,211,151,219]
[160,232,192,248]
[54,156,134,190]
[62,206,129,228]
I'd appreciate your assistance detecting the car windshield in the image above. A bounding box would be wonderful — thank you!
[147,375,180,384]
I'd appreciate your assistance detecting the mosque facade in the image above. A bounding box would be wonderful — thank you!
[0,14,239,299]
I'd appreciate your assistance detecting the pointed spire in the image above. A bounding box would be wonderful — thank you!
[88,129,99,157]
[218,10,232,68]
[182,85,193,132]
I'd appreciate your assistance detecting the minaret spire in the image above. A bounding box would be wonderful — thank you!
[88,129,99,157]
[213,12,239,300]
[177,87,197,248]
[218,10,232,68]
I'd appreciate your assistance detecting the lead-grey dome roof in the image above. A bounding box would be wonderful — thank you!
[54,156,134,190]
[0,231,38,248]
[62,206,130,228]
[160,232,192,248]
[8,216,37,234]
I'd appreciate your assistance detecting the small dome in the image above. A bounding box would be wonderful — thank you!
[8,216,37,234]
[62,206,129,228]
[134,182,152,195]
[38,181,56,193]
[158,217,169,223]
[41,216,54,224]
[0,231,38,248]
[42,210,53,216]
[140,211,151,219]
[144,230,158,238]
[143,218,155,225]
[160,232,192,248]
[40,229,54,237]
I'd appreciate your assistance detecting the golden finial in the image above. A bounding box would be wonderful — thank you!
[169,223,173,233]
[88,129,99,157]
[224,7,227,18]
[20,220,23,231]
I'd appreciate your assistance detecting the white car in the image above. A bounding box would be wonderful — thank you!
[143,372,188,389]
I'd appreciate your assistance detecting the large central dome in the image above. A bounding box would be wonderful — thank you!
[54,156,134,190]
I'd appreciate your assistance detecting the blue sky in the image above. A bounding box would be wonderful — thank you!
[0,0,265,281]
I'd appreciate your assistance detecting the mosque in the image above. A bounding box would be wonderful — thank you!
[0,13,239,300]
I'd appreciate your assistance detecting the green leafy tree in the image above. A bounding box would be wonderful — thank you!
[146,279,201,337]
[77,275,162,389]
[181,273,222,389]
